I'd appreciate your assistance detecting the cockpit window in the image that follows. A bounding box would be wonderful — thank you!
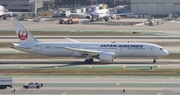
[160,48,163,50]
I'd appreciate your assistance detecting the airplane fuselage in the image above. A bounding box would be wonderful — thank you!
[12,20,169,63]
[15,42,168,58]
[91,9,109,18]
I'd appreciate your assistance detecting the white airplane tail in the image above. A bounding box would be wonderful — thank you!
[12,20,38,44]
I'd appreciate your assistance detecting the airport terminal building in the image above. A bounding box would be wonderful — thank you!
[0,0,54,12]
[55,0,130,7]
[1,0,180,16]
[131,0,180,15]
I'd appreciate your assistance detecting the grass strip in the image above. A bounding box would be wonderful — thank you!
[0,68,180,76]
[0,31,155,36]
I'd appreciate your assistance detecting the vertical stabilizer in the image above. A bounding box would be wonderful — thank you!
[90,0,95,12]
[12,20,38,44]
[0,6,5,12]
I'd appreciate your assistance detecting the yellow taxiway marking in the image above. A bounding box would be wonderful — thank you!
[55,66,58,68]
[96,76,100,78]
[89,66,92,68]
[116,82,120,86]
[22,76,27,78]
[158,66,161,69]
[157,93,161,95]
[20,66,24,69]
[170,77,174,79]
[123,66,126,69]
[62,92,66,95]
[16,50,19,53]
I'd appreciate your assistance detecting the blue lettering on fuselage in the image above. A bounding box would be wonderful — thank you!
[100,44,117,47]
[100,44,143,48]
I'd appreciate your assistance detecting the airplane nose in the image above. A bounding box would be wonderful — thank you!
[164,50,169,56]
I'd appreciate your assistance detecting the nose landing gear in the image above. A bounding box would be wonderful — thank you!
[153,58,157,63]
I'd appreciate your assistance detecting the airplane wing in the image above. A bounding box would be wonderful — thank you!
[165,88,180,93]
[107,13,134,16]
[65,37,80,42]
[57,46,101,56]
[12,43,29,49]
[1,12,33,15]
[70,12,89,17]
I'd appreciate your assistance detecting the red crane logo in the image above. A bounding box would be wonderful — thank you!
[18,30,28,40]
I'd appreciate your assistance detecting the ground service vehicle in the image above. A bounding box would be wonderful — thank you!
[0,77,12,89]
[67,18,79,24]
[59,18,68,24]
[33,17,41,22]
[59,18,79,24]
[23,82,43,89]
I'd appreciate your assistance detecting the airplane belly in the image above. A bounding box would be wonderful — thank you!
[41,49,73,57]
[118,50,151,57]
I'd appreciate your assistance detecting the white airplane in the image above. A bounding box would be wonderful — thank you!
[0,5,32,20]
[84,8,133,21]
[71,0,133,21]
[11,20,169,63]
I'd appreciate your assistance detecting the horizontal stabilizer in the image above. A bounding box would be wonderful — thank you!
[12,43,29,49]
[65,37,80,42]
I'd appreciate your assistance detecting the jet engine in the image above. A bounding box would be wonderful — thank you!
[9,13,14,17]
[86,15,92,19]
[99,52,114,62]
[111,15,116,20]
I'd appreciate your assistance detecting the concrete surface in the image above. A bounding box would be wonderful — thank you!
[0,76,179,95]
[1,19,180,36]
[0,59,180,69]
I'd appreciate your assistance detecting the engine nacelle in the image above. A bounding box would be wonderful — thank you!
[111,15,116,20]
[99,52,114,62]
[86,15,92,19]
[9,13,14,17]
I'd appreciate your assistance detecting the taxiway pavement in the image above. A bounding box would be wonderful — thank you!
[0,76,179,95]
[1,19,180,35]
[0,59,180,69]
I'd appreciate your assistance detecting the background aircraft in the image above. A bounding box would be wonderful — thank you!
[71,0,133,21]
[0,5,32,20]
[11,20,168,63]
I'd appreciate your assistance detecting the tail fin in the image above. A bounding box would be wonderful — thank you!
[12,20,38,44]
[90,0,95,12]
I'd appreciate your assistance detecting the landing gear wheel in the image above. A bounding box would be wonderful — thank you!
[84,59,93,63]
[153,60,156,63]
[3,16,6,20]
[84,59,88,63]
[90,19,94,21]
[89,59,93,63]
[104,17,109,21]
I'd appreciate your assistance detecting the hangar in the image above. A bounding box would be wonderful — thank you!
[131,0,180,15]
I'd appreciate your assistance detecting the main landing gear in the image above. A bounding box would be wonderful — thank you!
[84,59,93,63]
[3,15,7,20]
[84,55,94,63]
